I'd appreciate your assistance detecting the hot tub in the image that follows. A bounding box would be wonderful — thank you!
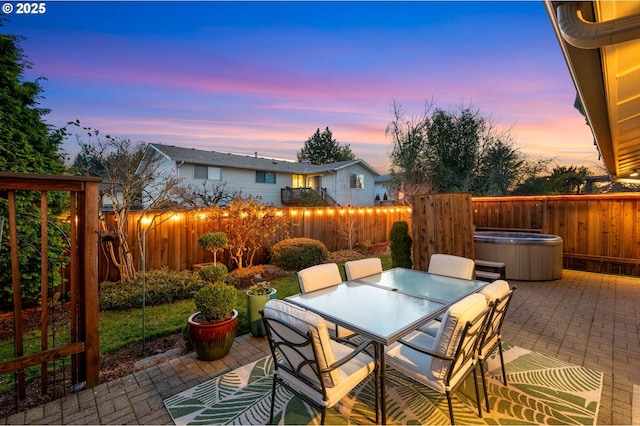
[474,231,563,281]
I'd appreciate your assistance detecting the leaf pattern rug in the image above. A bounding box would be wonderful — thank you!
[164,344,602,425]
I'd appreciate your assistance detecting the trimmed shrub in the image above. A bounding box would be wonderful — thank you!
[390,221,412,268]
[270,237,328,271]
[99,267,206,310]
[197,232,228,264]
[194,283,236,322]
[198,263,228,284]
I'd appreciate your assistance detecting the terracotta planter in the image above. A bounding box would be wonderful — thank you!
[246,289,277,337]
[188,310,238,361]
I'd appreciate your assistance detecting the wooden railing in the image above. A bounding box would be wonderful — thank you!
[0,172,101,407]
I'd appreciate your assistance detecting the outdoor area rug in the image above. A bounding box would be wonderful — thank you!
[164,343,603,425]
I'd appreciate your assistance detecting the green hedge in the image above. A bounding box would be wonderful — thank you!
[99,267,206,310]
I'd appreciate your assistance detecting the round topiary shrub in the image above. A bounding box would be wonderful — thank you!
[198,263,228,284]
[270,237,328,271]
[193,283,236,323]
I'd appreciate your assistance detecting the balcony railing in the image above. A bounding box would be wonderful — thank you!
[281,187,338,206]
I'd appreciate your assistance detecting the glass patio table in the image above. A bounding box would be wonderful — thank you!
[355,267,487,302]
[286,267,487,424]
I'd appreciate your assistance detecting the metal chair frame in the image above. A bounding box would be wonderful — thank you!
[477,286,516,412]
[396,304,492,425]
[261,309,378,425]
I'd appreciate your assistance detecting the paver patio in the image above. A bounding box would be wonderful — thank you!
[1,268,638,425]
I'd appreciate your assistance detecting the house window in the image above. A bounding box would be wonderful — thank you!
[350,173,364,189]
[194,165,221,180]
[256,171,276,184]
[292,174,304,188]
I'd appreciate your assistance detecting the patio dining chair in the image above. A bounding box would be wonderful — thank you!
[418,253,477,334]
[385,293,491,425]
[297,263,343,293]
[344,257,383,280]
[428,253,475,280]
[261,299,377,425]
[297,263,356,339]
[477,280,517,412]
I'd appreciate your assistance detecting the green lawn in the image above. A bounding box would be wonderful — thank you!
[0,254,391,362]
[0,254,391,394]
[99,254,391,355]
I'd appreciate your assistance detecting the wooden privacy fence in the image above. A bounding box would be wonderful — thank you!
[101,205,412,278]
[101,193,640,279]
[472,194,640,276]
[0,172,100,409]
[412,193,475,271]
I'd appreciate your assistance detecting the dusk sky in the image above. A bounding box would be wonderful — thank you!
[4,1,600,174]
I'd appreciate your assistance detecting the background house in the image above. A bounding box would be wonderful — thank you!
[374,174,396,204]
[145,143,381,207]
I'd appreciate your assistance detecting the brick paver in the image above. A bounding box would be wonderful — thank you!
[1,269,638,425]
[502,269,640,425]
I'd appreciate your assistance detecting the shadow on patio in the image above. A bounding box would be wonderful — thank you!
[2,269,639,425]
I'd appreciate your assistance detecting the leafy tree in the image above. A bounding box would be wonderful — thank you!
[546,166,590,194]
[426,106,483,192]
[514,166,591,195]
[195,180,233,207]
[385,101,435,203]
[208,195,289,269]
[71,126,200,282]
[388,101,487,195]
[387,100,541,198]
[474,139,520,195]
[0,27,70,301]
[297,127,356,164]
[512,164,590,195]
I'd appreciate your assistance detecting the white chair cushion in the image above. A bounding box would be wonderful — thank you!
[431,293,487,379]
[263,299,341,387]
[297,263,343,293]
[344,258,383,280]
[428,254,475,280]
[279,338,375,407]
[417,319,441,337]
[479,279,510,303]
[295,265,356,338]
[386,330,450,392]
[387,294,488,390]
[386,338,476,393]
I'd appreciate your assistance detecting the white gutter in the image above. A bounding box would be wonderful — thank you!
[556,1,640,49]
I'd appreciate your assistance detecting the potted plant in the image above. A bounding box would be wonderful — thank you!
[246,281,277,337]
[187,264,238,360]
[194,231,228,271]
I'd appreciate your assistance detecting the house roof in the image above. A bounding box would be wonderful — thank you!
[148,143,381,176]
[375,173,393,184]
[545,1,640,181]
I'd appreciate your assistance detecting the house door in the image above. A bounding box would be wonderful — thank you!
[307,176,321,192]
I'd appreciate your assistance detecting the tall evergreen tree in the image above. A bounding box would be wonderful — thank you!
[0,30,66,175]
[297,127,356,165]
[0,25,69,301]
